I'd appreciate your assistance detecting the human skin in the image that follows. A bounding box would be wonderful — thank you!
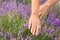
[29,0,40,35]
[29,0,58,35]
[39,0,58,19]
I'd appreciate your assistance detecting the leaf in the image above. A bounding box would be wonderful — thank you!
[41,35,51,40]
[22,29,31,38]
[25,0,31,4]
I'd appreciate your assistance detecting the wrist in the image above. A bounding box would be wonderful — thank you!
[31,10,40,17]
[44,1,51,8]
[45,0,58,8]
[31,13,39,18]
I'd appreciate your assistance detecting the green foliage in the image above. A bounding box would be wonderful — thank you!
[16,0,22,3]
[25,0,31,4]
[32,34,51,40]
[22,29,31,38]
[17,0,31,4]
[1,13,26,37]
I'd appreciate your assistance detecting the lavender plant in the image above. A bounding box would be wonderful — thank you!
[0,0,60,40]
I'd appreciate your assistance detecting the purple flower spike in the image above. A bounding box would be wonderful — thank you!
[46,28,51,33]
[25,36,32,40]
[17,2,31,19]
[17,30,23,40]
[0,32,3,37]
[24,21,29,29]
[50,18,60,27]
[0,0,31,19]
[3,33,7,40]
[18,30,23,36]
[0,29,3,37]
[54,37,58,40]
[48,29,55,37]
[10,38,16,40]
[6,32,14,39]
[46,12,60,27]
[50,29,55,34]
[41,0,46,5]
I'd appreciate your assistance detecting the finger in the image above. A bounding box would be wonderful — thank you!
[35,25,39,35]
[39,21,41,31]
[32,21,37,35]
[30,22,34,34]
[36,20,41,35]
[28,20,32,29]
[39,12,42,16]
[40,13,44,19]
[31,24,33,34]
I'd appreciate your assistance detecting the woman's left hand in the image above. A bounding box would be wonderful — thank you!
[28,14,41,35]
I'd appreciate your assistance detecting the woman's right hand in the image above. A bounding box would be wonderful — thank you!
[39,3,50,19]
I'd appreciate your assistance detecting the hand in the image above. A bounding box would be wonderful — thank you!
[28,14,41,35]
[28,2,50,36]
[39,3,50,19]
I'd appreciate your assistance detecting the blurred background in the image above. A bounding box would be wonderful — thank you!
[0,0,60,40]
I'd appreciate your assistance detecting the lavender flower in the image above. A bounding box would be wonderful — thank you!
[46,12,60,27]
[0,29,3,37]
[6,32,14,39]
[49,29,55,37]
[10,38,16,40]
[18,30,23,36]
[6,0,17,12]
[0,7,6,16]
[0,32,3,37]
[24,21,29,29]
[51,18,60,27]
[48,12,57,18]
[17,2,31,18]
[54,37,58,40]
[41,0,46,5]
[0,0,31,20]
[50,29,55,34]
[46,27,51,33]
[1,1,9,13]
[3,33,7,40]
[46,12,57,24]
[46,27,55,37]
[17,30,23,40]
[25,36,32,40]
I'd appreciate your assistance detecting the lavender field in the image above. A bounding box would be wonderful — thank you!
[0,0,60,40]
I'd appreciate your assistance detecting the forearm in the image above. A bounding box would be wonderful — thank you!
[45,0,58,8]
[31,0,40,16]
[39,0,58,19]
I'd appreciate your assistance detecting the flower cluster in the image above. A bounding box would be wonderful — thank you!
[46,12,60,27]
[0,0,60,40]
[0,0,31,19]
